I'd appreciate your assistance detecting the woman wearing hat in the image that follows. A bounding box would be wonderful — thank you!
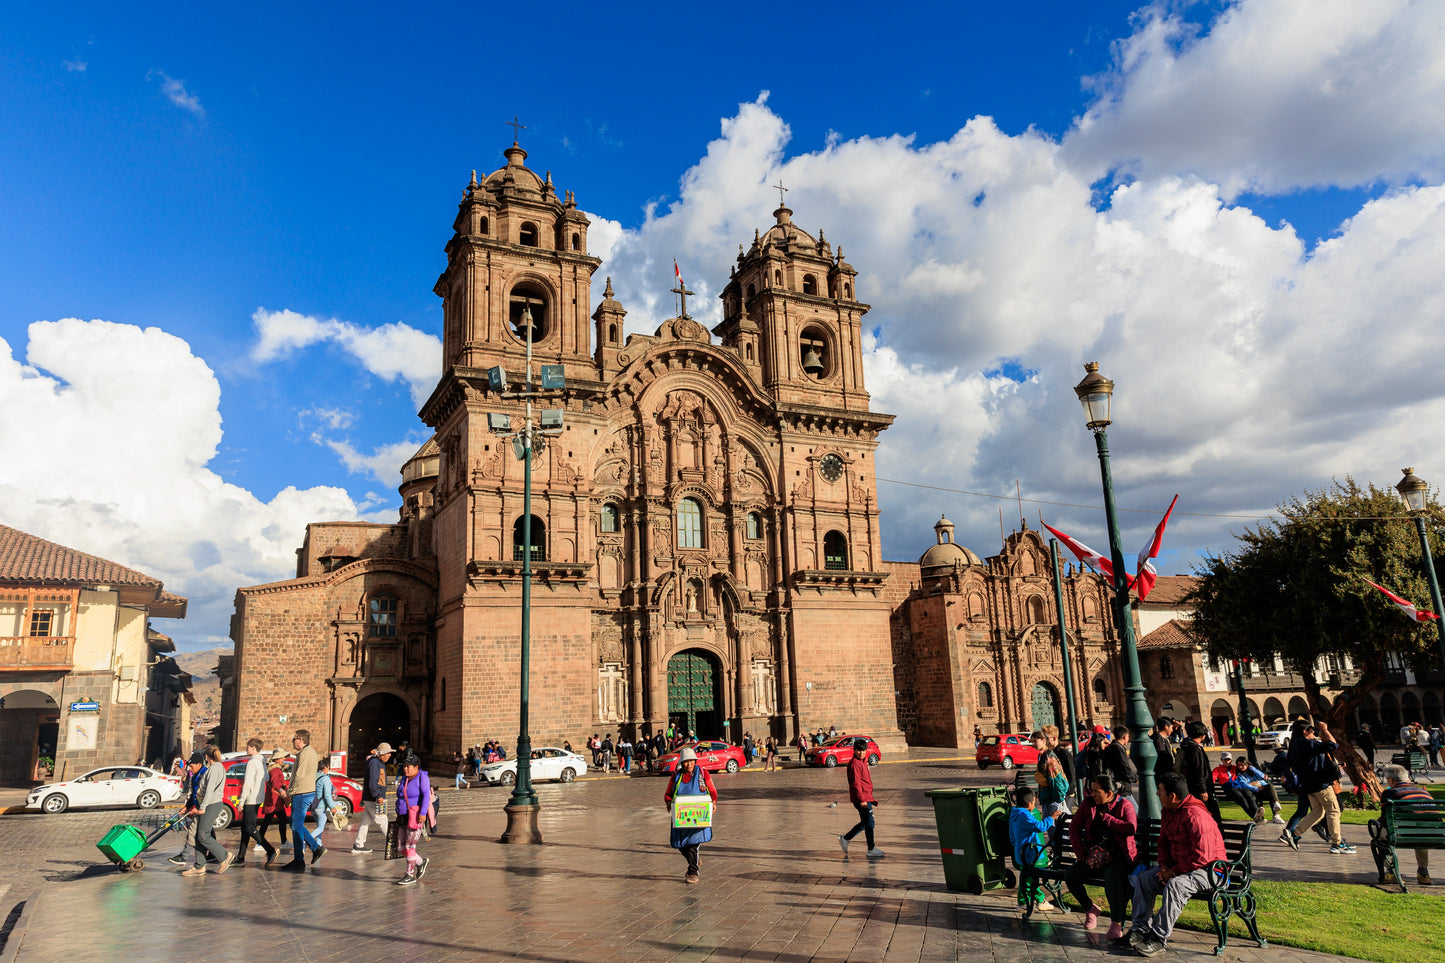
[256,751,290,863]
[394,751,435,885]
[664,746,717,884]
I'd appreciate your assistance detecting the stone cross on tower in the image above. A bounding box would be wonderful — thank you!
[671,278,695,319]
[773,180,789,207]
[507,115,527,143]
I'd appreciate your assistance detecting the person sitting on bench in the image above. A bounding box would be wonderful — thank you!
[1065,773,1137,940]
[1370,764,1434,887]
[1122,771,1226,957]
[1228,757,1284,825]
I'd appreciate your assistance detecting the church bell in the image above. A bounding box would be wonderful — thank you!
[801,345,824,376]
[515,304,538,343]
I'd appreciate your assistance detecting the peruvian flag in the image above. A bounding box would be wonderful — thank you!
[1133,494,1179,602]
[1041,521,1123,584]
[1365,579,1440,622]
[674,259,683,283]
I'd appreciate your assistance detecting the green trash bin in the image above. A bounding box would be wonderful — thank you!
[925,786,1016,894]
[97,824,147,867]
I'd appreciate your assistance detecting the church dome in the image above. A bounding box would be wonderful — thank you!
[481,142,545,193]
[760,206,817,251]
[919,515,981,571]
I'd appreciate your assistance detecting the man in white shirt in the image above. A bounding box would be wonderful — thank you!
[234,738,275,865]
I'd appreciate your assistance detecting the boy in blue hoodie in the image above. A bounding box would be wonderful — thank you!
[1009,785,1058,911]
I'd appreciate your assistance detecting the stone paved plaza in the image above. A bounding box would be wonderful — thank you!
[0,753,1417,962]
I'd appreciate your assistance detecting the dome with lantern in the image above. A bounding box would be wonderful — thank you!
[919,515,982,575]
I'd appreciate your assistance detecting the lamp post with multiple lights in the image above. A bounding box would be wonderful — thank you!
[487,302,565,844]
[1073,361,1160,825]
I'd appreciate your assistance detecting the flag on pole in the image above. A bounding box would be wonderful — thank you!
[674,260,682,283]
[1133,494,1179,601]
[1041,521,1123,584]
[1364,578,1440,622]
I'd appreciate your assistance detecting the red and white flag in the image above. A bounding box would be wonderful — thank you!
[1041,521,1123,584]
[1364,579,1440,622]
[1133,494,1179,602]
[674,259,682,283]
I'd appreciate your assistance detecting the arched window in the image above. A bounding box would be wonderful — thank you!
[440,677,447,711]
[570,232,580,251]
[677,498,703,549]
[519,221,539,247]
[799,327,829,380]
[774,269,783,285]
[844,282,852,299]
[368,593,397,638]
[1083,596,1099,621]
[1093,678,1108,703]
[745,343,754,361]
[509,283,548,343]
[1026,596,1046,623]
[1160,654,1175,679]
[607,323,617,343]
[823,530,848,570]
[513,515,546,561]
[480,217,489,235]
[968,591,986,620]
[978,681,994,708]
[600,504,619,533]
[746,512,762,539]
[802,274,817,295]
[746,283,755,298]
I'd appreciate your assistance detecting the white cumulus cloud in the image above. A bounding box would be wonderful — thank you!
[250,308,440,406]
[147,70,205,118]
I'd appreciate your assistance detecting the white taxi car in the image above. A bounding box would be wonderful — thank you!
[27,766,184,814]
[479,747,588,786]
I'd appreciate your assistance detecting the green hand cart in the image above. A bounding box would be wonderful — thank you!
[925,786,1016,894]
[96,810,188,872]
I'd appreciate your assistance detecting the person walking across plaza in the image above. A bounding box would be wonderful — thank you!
[664,746,717,884]
[453,751,469,789]
[394,751,435,885]
[166,754,203,867]
[1286,720,1354,854]
[1175,721,1219,822]
[312,758,337,837]
[1065,774,1137,940]
[764,735,778,771]
[283,729,324,871]
[351,742,392,854]
[183,747,233,877]
[257,753,290,857]
[1369,764,1435,886]
[838,738,884,858]
[234,737,275,866]
[600,733,614,773]
[1122,772,1226,956]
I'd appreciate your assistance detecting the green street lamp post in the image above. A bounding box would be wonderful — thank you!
[488,303,565,845]
[1074,361,1159,825]
[1048,538,1083,797]
[1395,468,1445,672]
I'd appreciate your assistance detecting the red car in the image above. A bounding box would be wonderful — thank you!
[975,733,1038,770]
[805,735,881,768]
[653,740,748,775]
[215,755,363,830]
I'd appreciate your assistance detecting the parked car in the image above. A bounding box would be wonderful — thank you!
[479,747,589,785]
[805,735,882,768]
[653,740,749,775]
[217,755,362,831]
[1254,724,1294,751]
[975,734,1038,770]
[27,766,184,814]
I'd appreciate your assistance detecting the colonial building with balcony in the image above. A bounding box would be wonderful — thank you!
[0,524,186,784]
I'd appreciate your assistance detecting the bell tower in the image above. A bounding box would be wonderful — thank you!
[715,198,871,411]
[433,138,602,378]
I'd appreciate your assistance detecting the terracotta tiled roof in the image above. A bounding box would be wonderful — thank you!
[1137,574,1198,607]
[1138,618,1198,649]
[0,523,165,587]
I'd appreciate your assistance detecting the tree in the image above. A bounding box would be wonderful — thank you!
[1188,478,1445,799]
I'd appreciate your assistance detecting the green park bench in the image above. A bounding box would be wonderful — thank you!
[1368,798,1445,893]
[1017,815,1266,956]
[1389,748,1431,782]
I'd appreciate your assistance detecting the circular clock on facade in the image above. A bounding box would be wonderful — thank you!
[819,453,844,482]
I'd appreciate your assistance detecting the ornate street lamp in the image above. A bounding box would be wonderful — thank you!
[488,304,565,844]
[1395,468,1445,673]
[1073,362,1159,825]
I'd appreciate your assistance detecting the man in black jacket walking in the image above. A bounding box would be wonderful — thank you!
[351,742,392,855]
[1101,725,1138,802]
[1176,720,1219,822]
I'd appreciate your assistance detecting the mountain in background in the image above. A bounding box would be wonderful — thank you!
[173,647,229,722]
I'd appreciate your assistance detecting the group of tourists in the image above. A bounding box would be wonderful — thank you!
[166,732,437,887]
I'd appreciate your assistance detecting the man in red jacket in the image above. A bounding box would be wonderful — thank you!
[1125,771,1226,957]
[837,739,884,858]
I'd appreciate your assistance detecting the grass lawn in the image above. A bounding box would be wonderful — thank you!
[1216,784,1445,827]
[1172,880,1445,962]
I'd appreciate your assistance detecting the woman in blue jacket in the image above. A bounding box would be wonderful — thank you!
[394,752,435,885]
[664,747,717,884]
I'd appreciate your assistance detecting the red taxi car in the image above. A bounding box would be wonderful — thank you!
[216,755,363,830]
[975,733,1037,770]
[805,735,881,768]
[653,740,748,775]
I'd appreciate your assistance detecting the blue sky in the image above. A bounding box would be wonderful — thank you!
[5,1,1445,650]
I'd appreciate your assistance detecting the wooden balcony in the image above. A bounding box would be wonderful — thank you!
[0,637,75,670]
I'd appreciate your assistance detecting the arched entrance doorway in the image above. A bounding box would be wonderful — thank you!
[1287,696,1310,721]
[1424,691,1442,727]
[1263,697,1285,725]
[1380,692,1401,734]
[0,689,58,785]
[667,649,723,740]
[348,692,410,778]
[1030,682,1060,730]
[1210,699,1235,746]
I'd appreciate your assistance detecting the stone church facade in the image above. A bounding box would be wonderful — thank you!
[226,140,907,771]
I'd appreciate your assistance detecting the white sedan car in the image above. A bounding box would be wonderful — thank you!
[479,747,588,786]
[27,766,184,814]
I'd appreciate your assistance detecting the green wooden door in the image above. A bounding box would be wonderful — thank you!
[1030,682,1059,730]
[667,650,718,738]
